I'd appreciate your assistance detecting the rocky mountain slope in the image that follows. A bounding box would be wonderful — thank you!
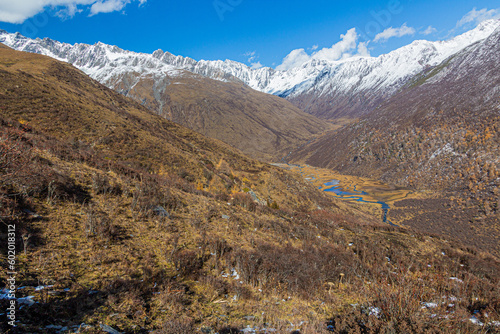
[289,26,500,254]
[112,71,328,161]
[1,20,499,120]
[0,44,331,212]
[2,44,500,334]
[0,31,330,162]
[280,19,500,118]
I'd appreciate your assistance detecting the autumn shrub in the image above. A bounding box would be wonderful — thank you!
[217,327,242,334]
[83,203,117,240]
[369,273,430,325]
[231,192,256,211]
[176,168,194,182]
[205,236,232,269]
[0,126,32,187]
[131,176,182,217]
[254,203,272,215]
[227,242,356,298]
[199,275,230,300]
[172,249,205,277]
[216,159,232,176]
[310,209,343,227]
[91,172,122,195]
[215,192,231,202]
[153,318,195,334]
[0,125,34,216]
[268,200,280,210]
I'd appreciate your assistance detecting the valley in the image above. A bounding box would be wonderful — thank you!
[275,164,417,226]
[276,163,500,257]
[0,16,499,334]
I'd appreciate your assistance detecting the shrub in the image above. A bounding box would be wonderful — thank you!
[131,176,181,217]
[83,203,117,240]
[216,159,232,176]
[153,318,194,334]
[231,192,256,212]
[268,201,280,210]
[91,172,122,195]
[172,249,204,277]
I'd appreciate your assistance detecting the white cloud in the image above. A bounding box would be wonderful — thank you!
[357,42,370,57]
[244,51,256,62]
[250,61,263,69]
[276,28,370,71]
[373,23,416,43]
[421,25,437,35]
[90,0,130,15]
[276,48,311,71]
[312,28,358,61]
[0,0,146,23]
[457,7,500,27]
[244,51,263,68]
[310,44,318,50]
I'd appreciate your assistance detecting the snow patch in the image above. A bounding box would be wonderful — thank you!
[430,143,457,160]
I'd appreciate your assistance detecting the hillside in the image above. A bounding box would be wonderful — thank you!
[0,44,334,215]
[0,32,329,161]
[111,71,328,161]
[289,27,500,256]
[1,20,499,121]
[1,47,500,333]
[284,20,499,119]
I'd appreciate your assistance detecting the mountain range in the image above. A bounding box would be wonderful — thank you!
[289,21,500,252]
[0,30,331,161]
[1,19,499,121]
[2,20,500,334]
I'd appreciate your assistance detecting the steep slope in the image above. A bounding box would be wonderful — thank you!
[1,44,500,334]
[109,71,328,161]
[0,45,330,211]
[282,19,500,118]
[289,27,500,253]
[1,20,499,121]
[0,32,328,161]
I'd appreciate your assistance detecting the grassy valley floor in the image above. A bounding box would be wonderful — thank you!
[277,164,500,258]
[1,46,500,333]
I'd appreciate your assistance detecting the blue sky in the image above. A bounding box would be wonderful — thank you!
[0,0,499,69]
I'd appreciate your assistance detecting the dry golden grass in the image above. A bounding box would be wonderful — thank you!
[109,63,331,162]
[1,47,499,334]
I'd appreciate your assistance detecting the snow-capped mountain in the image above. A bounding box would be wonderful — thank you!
[1,19,499,119]
[290,25,500,194]
[0,27,331,161]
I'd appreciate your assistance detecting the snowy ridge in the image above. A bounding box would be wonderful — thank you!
[270,19,500,98]
[1,19,499,117]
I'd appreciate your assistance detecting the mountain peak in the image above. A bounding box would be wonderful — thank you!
[152,49,164,58]
[476,18,500,31]
[1,20,498,120]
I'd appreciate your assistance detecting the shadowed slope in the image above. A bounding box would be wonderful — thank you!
[289,28,500,255]
[1,46,499,334]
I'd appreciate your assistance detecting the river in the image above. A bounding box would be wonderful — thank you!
[274,164,413,226]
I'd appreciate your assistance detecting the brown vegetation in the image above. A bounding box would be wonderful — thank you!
[0,47,499,334]
[289,35,500,257]
[112,68,330,161]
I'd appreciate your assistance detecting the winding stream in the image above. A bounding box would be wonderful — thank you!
[275,164,413,226]
[321,181,393,225]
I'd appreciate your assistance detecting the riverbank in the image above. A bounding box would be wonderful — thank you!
[274,164,425,226]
